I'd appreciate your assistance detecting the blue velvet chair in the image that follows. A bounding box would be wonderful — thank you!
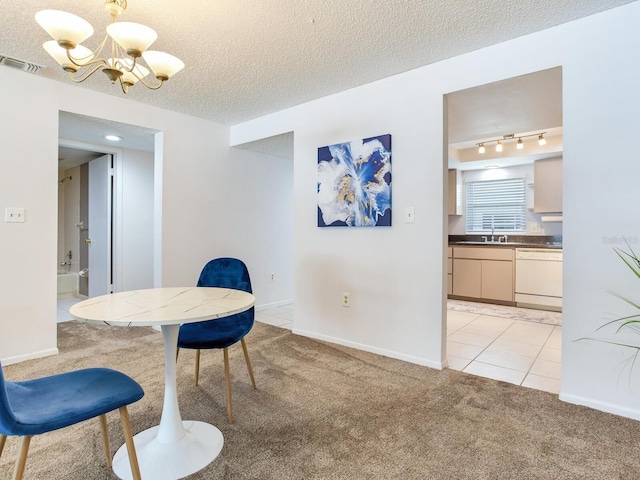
[177,257,256,424]
[0,363,144,480]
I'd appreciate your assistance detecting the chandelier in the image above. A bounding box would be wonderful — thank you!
[35,0,184,94]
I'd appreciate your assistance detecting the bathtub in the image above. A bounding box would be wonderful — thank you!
[57,271,79,299]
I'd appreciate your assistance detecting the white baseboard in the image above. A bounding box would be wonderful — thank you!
[559,392,640,421]
[292,328,444,370]
[1,347,59,366]
[255,299,293,311]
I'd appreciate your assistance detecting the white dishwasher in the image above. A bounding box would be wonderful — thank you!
[515,248,563,311]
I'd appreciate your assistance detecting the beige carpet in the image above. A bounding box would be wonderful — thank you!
[1,321,638,479]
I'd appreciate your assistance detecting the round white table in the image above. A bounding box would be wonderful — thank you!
[70,287,255,480]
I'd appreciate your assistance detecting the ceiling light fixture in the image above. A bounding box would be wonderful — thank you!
[35,0,184,94]
[476,131,547,153]
[104,134,122,142]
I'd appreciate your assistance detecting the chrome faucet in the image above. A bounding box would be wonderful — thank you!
[490,225,495,242]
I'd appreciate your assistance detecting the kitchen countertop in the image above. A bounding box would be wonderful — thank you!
[448,235,562,249]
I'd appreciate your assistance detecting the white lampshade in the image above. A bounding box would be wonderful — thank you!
[36,10,94,46]
[107,22,157,54]
[142,51,185,79]
[108,58,150,85]
[43,40,94,70]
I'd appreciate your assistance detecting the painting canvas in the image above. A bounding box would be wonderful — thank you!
[317,134,392,227]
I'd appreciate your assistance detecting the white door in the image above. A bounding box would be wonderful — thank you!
[88,154,112,297]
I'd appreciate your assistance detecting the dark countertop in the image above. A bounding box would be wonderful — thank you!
[448,235,562,249]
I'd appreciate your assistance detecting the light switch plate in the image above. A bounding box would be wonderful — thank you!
[5,207,25,223]
[404,207,415,223]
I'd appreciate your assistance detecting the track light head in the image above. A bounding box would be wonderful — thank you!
[478,143,485,154]
[517,138,523,149]
[495,141,503,153]
[538,134,546,146]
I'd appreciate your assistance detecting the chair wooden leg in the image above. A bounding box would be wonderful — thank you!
[118,406,141,480]
[98,414,112,467]
[223,348,233,424]
[241,338,257,389]
[176,347,180,361]
[195,349,201,386]
[0,434,6,460]
[13,436,31,480]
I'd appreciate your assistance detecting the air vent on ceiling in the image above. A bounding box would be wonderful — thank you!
[0,54,43,74]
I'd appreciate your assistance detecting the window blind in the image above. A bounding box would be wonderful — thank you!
[465,178,527,233]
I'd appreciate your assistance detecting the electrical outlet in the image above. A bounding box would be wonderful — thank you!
[342,292,350,307]
[269,272,276,282]
[5,207,25,223]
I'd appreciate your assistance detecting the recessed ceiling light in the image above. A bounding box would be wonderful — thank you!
[485,165,500,169]
[104,134,122,142]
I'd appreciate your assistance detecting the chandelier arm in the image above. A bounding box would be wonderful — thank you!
[118,76,130,94]
[67,64,104,83]
[135,74,165,90]
[66,34,110,70]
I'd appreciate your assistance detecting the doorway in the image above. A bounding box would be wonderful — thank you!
[58,149,112,299]
[443,67,563,393]
[57,112,158,320]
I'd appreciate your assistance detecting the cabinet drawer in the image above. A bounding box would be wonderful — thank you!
[453,246,514,261]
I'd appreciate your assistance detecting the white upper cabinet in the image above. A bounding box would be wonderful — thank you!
[533,158,562,213]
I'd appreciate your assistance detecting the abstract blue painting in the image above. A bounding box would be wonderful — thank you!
[317,134,391,227]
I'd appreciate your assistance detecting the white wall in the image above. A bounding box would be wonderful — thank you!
[0,68,293,365]
[231,3,640,419]
[57,166,82,272]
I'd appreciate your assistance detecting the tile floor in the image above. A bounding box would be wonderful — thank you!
[255,304,294,329]
[57,297,82,323]
[447,307,562,394]
[58,299,560,394]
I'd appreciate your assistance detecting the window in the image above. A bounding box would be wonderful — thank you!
[465,178,526,233]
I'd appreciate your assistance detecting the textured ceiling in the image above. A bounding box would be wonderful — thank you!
[2,0,636,129]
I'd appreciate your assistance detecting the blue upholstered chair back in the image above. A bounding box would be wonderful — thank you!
[197,258,253,294]
[0,362,16,432]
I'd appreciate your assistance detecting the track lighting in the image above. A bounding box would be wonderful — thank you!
[476,131,547,153]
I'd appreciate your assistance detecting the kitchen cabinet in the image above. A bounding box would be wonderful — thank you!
[451,246,514,303]
[447,169,462,215]
[534,158,562,213]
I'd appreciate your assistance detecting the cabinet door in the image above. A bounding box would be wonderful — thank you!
[481,260,514,302]
[534,158,562,213]
[452,258,481,298]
